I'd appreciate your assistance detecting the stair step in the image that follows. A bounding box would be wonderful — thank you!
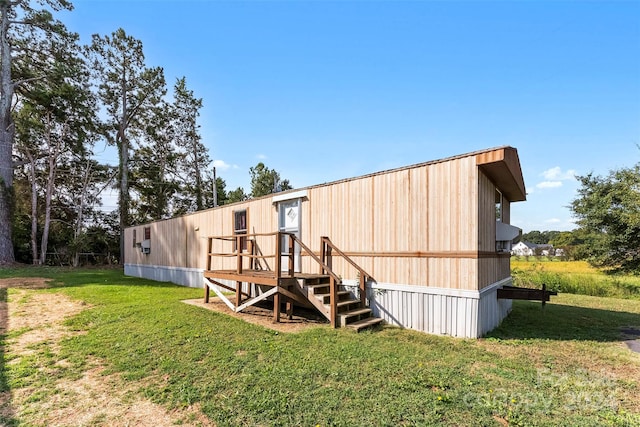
[346,316,384,332]
[334,299,360,309]
[314,291,351,302]
[339,307,372,319]
[305,283,330,290]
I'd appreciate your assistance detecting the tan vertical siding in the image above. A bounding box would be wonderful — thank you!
[125,147,524,292]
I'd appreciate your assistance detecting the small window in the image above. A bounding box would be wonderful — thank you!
[233,210,247,251]
[132,229,137,247]
[144,227,151,240]
[495,189,503,222]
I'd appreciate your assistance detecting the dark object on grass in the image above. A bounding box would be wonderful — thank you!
[497,283,558,308]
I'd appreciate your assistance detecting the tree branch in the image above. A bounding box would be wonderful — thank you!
[13,75,45,88]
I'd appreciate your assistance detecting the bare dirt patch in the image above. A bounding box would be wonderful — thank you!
[0,286,212,426]
[183,297,328,333]
[0,277,52,289]
[38,362,212,427]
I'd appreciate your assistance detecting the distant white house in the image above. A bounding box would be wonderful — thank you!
[512,241,537,256]
[511,241,556,256]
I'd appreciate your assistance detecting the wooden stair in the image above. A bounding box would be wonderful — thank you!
[299,275,383,331]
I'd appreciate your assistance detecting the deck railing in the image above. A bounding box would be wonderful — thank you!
[206,232,373,328]
[206,231,298,279]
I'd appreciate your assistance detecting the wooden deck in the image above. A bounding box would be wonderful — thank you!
[203,232,382,330]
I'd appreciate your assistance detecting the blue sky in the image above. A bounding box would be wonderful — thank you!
[62,0,640,232]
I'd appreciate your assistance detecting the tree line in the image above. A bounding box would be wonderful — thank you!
[0,1,290,266]
[521,158,640,273]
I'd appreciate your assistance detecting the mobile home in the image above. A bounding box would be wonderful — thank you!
[124,146,525,337]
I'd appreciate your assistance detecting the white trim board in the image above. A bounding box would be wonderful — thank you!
[272,190,308,203]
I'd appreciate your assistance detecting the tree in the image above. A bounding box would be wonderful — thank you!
[90,28,166,261]
[521,230,560,245]
[0,0,73,263]
[226,186,247,204]
[571,163,640,272]
[549,229,590,261]
[13,24,99,265]
[172,77,210,214]
[130,100,179,223]
[249,162,292,198]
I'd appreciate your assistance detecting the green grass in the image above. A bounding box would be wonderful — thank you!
[511,260,640,299]
[1,267,639,426]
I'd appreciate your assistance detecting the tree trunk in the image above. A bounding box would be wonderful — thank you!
[39,118,59,265]
[0,1,15,263]
[72,160,91,267]
[27,152,38,264]
[118,62,130,265]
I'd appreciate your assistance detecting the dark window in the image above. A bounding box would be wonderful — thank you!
[233,210,247,251]
[144,227,151,240]
[132,229,137,247]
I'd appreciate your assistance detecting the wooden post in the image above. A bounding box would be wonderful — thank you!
[204,282,210,303]
[248,240,254,270]
[273,291,281,322]
[275,232,282,279]
[320,238,326,274]
[359,274,366,306]
[286,297,293,320]
[330,276,337,328]
[206,237,212,271]
[236,281,242,307]
[236,235,243,274]
[287,234,294,276]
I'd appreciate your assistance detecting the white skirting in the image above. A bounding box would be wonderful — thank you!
[341,278,512,338]
[124,264,204,288]
[124,263,512,338]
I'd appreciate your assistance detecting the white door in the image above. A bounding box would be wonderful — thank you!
[278,199,301,272]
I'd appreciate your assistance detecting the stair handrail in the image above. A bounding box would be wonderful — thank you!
[288,234,340,282]
[289,234,341,327]
[321,236,374,308]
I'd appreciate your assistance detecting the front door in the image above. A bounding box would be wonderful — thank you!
[278,199,301,272]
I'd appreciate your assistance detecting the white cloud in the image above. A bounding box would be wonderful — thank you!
[544,218,561,224]
[536,181,563,189]
[541,167,576,181]
[212,159,238,171]
[256,154,267,160]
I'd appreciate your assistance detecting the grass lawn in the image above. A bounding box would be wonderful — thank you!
[0,267,639,426]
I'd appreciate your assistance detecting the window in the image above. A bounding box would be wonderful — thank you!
[144,227,151,240]
[495,189,503,222]
[132,229,137,247]
[233,210,247,251]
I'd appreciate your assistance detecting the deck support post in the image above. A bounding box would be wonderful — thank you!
[236,281,242,307]
[359,275,366,306]
[286,295,293,320]
[273,292,281,322]
[204,282,210,303]
[330,275,337,328]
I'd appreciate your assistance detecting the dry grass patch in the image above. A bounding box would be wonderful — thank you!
[0,283,212,427]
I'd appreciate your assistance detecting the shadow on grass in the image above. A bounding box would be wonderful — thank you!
[0,288,18,426]
[487,300,640,342]
[0,267,184,291]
